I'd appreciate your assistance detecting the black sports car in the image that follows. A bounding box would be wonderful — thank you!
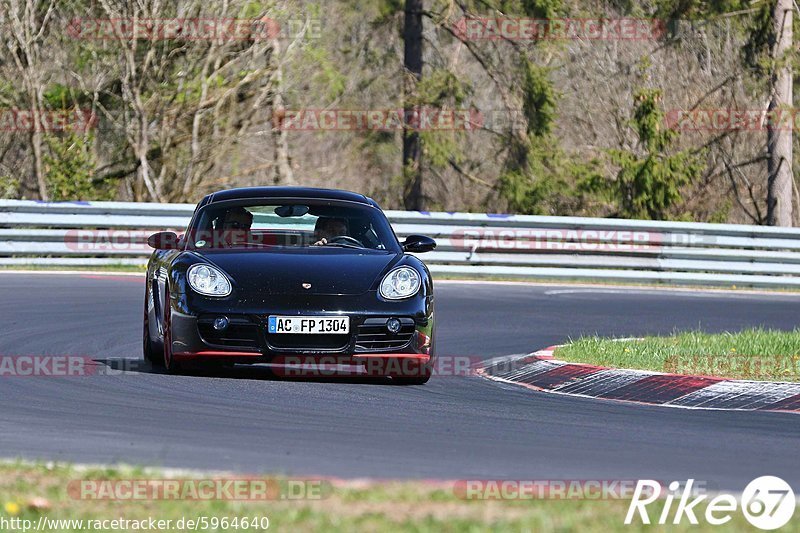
[143,187,437,384]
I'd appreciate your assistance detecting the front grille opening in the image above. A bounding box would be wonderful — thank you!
[197,316,260,349]
[355,317,415,352]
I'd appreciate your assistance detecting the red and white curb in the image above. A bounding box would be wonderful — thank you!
[476,347,800,413]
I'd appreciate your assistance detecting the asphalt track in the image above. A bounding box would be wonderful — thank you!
[1,273,799,491]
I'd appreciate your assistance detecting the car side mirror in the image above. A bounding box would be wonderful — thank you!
[402,234,436,253]
[147,231,181,250]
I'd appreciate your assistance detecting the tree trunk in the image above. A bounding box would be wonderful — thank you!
[136,114,159,202]
[270,37,295,186]
[767,0,793,226]
[402,0,424,210]
[29,92,48,201]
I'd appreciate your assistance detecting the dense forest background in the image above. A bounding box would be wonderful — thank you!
[0,0,795,224]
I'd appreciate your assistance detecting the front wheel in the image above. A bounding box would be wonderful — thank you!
[162,288,182,374]
[143,288,163,366]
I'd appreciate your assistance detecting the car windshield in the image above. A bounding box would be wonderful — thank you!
[188,200,399,252]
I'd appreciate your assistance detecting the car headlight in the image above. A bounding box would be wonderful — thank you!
[187,264,232,297]
[380,267,421,300]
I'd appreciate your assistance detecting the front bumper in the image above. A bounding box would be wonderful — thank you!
[168,290,434,364]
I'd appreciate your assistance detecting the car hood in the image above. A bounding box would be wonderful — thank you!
[194,249,401,295]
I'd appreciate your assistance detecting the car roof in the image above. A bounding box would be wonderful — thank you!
[204,187,372,205]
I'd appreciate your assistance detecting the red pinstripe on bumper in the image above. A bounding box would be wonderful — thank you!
[173,350,260,358]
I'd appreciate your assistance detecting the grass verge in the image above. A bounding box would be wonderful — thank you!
[554,328,800,381]
[0,462,756,532]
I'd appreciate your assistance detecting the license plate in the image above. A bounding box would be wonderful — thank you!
[268,316,350,334]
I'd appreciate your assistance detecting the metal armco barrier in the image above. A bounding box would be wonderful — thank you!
[3,199,800,288]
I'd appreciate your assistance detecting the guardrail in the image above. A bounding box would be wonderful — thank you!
[3,199,800,288]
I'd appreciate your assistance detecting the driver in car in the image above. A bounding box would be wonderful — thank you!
[312,217,348,246]
[218,207,254,247]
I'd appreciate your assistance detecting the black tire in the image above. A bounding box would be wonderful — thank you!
[143,288,163,365]
[162,287,182,374]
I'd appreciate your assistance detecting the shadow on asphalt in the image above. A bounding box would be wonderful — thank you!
[92,357,406,386]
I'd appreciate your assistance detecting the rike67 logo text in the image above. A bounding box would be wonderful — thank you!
[626,477,795,530]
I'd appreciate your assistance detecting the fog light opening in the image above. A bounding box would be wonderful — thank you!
[386,318,402,334]
[213,317,230,331]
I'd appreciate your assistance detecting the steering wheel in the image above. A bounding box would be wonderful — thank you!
[327,235,363,247]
